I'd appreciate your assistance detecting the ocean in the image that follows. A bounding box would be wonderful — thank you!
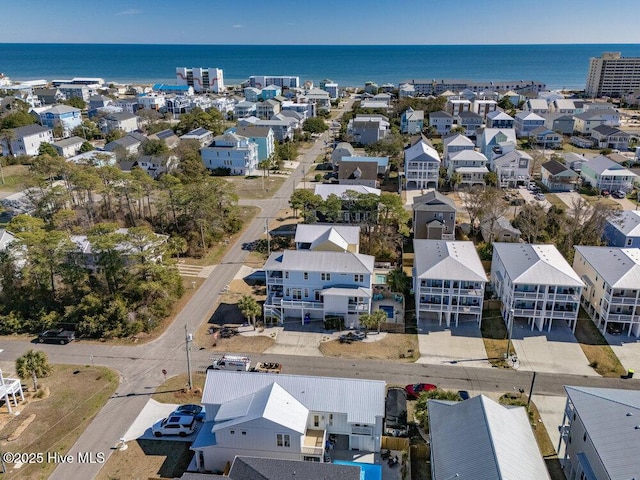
[2,43,640,90]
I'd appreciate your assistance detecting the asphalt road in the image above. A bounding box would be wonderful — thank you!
[2,101,633,479]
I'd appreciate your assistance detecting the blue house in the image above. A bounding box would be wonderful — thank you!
[604,210,640,247]
[260,85,282,100]
[233,125,275,162]
[400,107,424,134]
[38,105,82,137]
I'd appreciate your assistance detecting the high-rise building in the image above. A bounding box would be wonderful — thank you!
[585,52,640,98]
[176,67,225,93]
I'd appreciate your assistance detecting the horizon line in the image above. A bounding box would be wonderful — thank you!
[0,42,637,47]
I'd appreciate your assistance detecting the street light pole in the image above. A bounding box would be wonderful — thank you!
[506,308,514,359]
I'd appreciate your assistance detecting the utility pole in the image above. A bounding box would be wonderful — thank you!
[527,371,537,409]
[185,324,193,391]
[265,218,270,256]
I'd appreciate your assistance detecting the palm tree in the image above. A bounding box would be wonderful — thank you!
[237,295,261,331]
[359,309,388,334]
[16,349,52,391]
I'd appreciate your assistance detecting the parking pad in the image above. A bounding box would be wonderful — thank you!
[122,398,201,442]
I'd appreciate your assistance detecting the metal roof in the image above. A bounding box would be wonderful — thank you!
[565,386,640,480]
[449,150,488,162]
[607,210,640,237]
[314,184,381,200]
[574,245,640,288]
[264,250,375,274]
[414,240,487,282]
[295,224,360,247]
[202,371,385,425]
[443,133,474,147]
[212,383,308,434]
[321,287,372,298]
[493,243,583,287]
[429,395,551,480]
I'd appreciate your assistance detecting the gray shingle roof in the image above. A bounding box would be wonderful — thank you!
[12,124,51,137]
[229,456,362,480]
[412,190,456,212]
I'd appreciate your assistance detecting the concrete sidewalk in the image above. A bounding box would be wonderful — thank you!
[416,321,492,368]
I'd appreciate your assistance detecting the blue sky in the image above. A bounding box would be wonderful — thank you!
[2,0,640,45]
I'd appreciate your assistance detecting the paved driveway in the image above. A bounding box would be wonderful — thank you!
[263,326,327,357]
[610,196,637,210]
[510,322,598,376]
[519,187,551,210]
[604,332,640,372]
[416,321,492,368]
[553,191,585,210]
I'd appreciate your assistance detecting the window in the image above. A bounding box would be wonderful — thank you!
[329,414,333,426]
[285,272,289,279]
[627,238,633,246]
[293,289,302,300]
[242,431,247,436]
[322,273,331,281]
[230,430,235,435]
[303,272,308,280]
[314,415,320,427]
[354,274,364,282]
[276,433,291,448]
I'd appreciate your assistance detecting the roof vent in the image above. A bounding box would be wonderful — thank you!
[626,412,633,416]
[636,425,640,430]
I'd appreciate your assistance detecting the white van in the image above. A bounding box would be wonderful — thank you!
[208,355,251,371]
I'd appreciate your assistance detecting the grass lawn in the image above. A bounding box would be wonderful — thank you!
[0,164,31,193]
[0,365,118,480]
[545,193,568,210]
[581,194,621,209]
[319,333,419,361]
[224,175,286,200]
[480,310,513,368]
[574,310,626,377]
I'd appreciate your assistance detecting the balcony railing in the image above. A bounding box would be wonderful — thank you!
[348,303,369,312]
[605,294,638,305]
[281,300,324,310]
[418,303,481,314]
[301,445,324,456]
[419,286,483,296]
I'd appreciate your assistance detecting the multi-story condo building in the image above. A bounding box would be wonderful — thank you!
[248,75,300,89]
[585,52,640,98]
[558,386,640,480]
[398,79,546,96]
[573,245,640,337]
[491,243,583,332]
[37,104,82,138]
[263,250,374,328]
[200,132,258,175]
[413,240,487,327]
[176,67,224,93]
[404,137,440,190]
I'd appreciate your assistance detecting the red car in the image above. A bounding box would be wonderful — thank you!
[404,383,437,399]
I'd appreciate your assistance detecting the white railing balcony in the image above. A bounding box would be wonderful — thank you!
[301,445,324,456]
[442,233,455,240]
[606,294,638,306]
[267,276,284,285]
[281,300,324,310]
[513,291,544,300]
[604,313,635,323]
[348,303,369,312]
[419,286,445,295]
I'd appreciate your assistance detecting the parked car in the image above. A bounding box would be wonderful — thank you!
[606,322,623,335]
[152,414,197,437]
[534,193,545,201]
[38,328,75,345]
[174,404,204,420]
[404,383,437,399]
[458,390,470,400]
[612,190,626,199]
